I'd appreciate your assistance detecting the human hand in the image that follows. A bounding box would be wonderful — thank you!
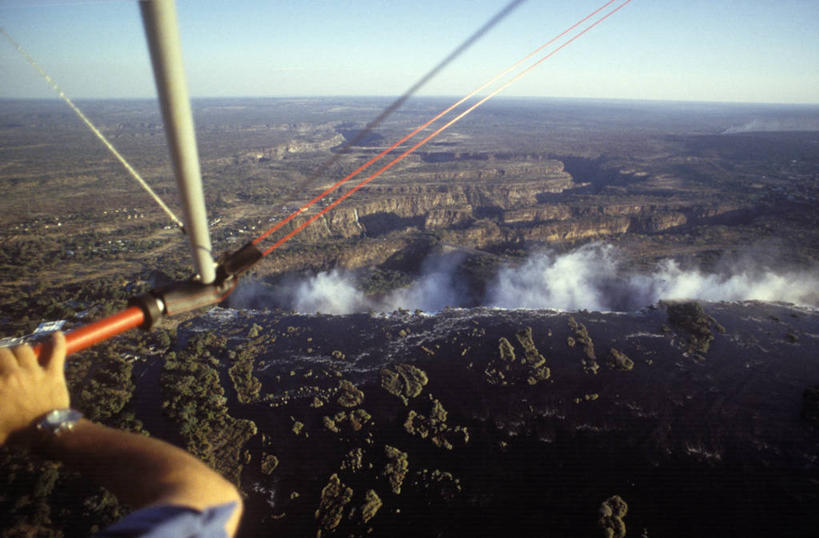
[0,332,69,446]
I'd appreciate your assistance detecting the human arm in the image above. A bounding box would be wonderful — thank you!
[0,332,243,536]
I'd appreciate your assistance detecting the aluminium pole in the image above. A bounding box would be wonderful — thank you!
[140,0,216,284]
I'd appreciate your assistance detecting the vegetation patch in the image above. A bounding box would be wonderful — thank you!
[516,327,551,384]
[247,322,263,338]
[664,301,724,355]
[228,347,262,404]
[337,380,365,408]
[260,453,279,475]
[499,337,516,362]
[359,489,383,523]
[404,397,469,450]
[383,445,409,494]
[485,329,550,385]
[315,473,353,536]
[569,316,598,374]
[412,469,463,503]
[291,420,306,436]
[598,495,628,538]
[160,334,258,485]
[340,448,365,472]
[608,347,634,371]
[380,363,429,405]
[71,343,140,427]
[323,409,373,434]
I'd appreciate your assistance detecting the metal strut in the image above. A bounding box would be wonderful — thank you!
[140,0,216,284]
[30,0,268,360]
[24,0,633,359]
[33,242,262,359]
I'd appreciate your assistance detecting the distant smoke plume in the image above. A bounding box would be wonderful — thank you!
[722,117,819,134]
[231,243,818,314]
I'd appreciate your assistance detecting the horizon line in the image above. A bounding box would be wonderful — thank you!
[2,95,819,108]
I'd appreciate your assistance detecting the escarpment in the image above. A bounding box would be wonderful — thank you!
[223,144,767,280]
[263,177,752,256]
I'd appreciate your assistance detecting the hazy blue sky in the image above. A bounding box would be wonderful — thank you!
[1,0,817,104]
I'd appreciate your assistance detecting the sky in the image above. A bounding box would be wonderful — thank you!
[1,0,817,104]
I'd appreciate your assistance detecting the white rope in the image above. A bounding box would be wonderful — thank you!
[1,26,185,230]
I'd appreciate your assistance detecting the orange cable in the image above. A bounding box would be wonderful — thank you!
[251,0,621,248]
[260,0,633,258]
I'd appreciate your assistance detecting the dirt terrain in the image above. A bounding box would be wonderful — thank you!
[1,98,818,303]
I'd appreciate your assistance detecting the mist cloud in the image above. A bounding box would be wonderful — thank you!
[285,260,461,315]
[379,254,465,313]
[488,244,628,311]
[291,270,369,314]
[233,243,818,314]
[488,244,818,311]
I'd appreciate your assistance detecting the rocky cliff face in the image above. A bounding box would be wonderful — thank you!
[223,142,763,279]
[266,178,750,263]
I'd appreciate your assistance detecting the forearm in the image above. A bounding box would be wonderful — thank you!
[0,334,242,534]
[33,419,243,535]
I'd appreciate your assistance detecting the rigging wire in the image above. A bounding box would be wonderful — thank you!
[253,0,630,256]
[289,0,528,197]
[254,0,619,247]
[5,0,635,358]
[0,26,185,230]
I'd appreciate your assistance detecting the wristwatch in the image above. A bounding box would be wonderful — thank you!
[36,409,83,436]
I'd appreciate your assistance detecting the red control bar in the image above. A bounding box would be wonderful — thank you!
[33,306,145,359]
[25,242,259,360]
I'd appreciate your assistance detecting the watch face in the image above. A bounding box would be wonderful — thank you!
[40,409,82,435]
[46,409,71,423]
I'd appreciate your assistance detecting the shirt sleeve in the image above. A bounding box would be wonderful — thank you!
[95,501,238,538]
